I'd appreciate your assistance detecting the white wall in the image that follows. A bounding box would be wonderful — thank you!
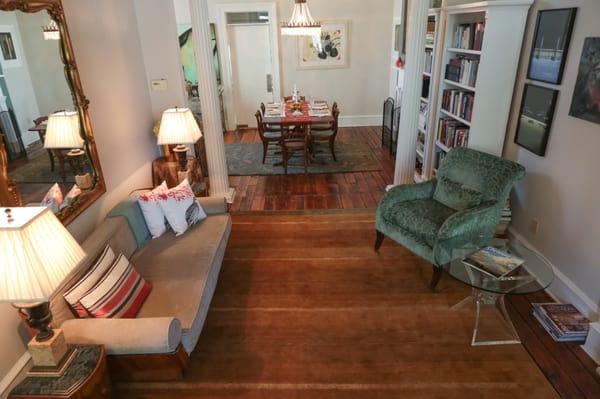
[503,0,600,314]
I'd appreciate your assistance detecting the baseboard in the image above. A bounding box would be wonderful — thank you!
[508,227,600,365]
[338,115,381,127]
[0,352,30,398]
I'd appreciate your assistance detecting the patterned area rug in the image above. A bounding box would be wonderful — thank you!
[9,154,79,184]
[226,141,381,176]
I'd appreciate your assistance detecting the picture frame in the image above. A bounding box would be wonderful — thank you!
[527,8,577,85]
[0,25,23,68]
[569,37,600,125]
[297,20,349,70]
[515,84,559,156]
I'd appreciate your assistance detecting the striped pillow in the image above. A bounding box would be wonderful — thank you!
[79,254,152,318]
[63,245,116,317]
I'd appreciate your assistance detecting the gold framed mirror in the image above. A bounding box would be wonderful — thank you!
[0,0,105,225]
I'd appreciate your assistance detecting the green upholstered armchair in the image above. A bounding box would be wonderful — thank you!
[375,147,525,289]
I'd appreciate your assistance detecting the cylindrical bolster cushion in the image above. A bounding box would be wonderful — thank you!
[197,196,227,215]
[61,317,182,355]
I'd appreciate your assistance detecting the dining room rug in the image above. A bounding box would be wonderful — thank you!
[226,141,381,176]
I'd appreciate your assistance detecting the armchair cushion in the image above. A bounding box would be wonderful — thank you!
[433,176,483,211]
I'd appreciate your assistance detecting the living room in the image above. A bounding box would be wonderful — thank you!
[0,0,599,398]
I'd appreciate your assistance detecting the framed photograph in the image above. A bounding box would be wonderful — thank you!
[569,37,600,125]
[0,25,22,68]
[527,8,577,85]
[298,20,349,70]
[515,84,559,156]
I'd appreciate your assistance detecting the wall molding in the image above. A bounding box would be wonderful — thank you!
[0,352,30,398]
[338,115,381,127]
[508,227,600,365]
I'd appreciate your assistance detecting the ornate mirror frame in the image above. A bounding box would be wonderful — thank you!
[0,0,105,225]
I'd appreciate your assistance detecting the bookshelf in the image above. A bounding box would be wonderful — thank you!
[424,0,533,177]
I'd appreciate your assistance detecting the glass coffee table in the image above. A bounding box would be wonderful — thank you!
[442,241,554,346]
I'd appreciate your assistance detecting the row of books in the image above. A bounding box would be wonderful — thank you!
[452,22,485,51]
[441,89,475,122]
[426,18,436,46]
[424,49,433,74]
[533,303,589,343]
[445,57,479,87]
[438,117,469,149]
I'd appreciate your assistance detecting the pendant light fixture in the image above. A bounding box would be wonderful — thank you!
[281,0,321,37]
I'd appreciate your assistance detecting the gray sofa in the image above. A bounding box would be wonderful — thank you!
[47,196,231,380]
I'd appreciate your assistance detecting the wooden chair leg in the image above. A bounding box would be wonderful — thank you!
[303,148,308,175]
[283,149,288,175]
[374,230,385,252]
[430,265,443,290]
[47,150,55,171]
[262,142,268,164]
[330,138,337,161]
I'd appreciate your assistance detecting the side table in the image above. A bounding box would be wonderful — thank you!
[9,345,112,399]
[152,156,208,196]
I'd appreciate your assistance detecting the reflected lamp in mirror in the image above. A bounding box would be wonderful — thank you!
[0,207,85,373]
[157,107,202,172]
[42,19,60,41]
[44,111,92,190]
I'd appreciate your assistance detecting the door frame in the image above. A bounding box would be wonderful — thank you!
[215,1,282,130]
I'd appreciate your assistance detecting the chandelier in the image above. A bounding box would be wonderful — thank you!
[42,20,60,40]
[281,0,321,37]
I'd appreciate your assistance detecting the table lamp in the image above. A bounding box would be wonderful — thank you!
[157,107,202,172]
[44,111,92,190]
[0,207,85,374]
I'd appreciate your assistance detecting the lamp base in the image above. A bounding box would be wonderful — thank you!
[28,329,69,368]
[173,145,188,172]
[75,173,93,190]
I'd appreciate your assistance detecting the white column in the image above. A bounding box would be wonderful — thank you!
[393,0,430,185]
[189,0,233,201]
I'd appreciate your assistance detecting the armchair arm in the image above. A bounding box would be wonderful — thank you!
[61,317,182,356]
[197,196,228,215]
[383,179,437,204]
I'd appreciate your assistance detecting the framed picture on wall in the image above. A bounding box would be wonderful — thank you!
[569,37,600,125]
[515,84,559,156]
[527,8,577,85]
[297,20,349,70]
[0,25,22,68]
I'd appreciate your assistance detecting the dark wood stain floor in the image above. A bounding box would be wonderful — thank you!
[115,211,600,399]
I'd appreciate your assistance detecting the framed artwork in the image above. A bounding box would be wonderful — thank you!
[527,8,577,85]
[515,84,559,156]
[298,21,349,70]
[0,25,22,68]
[569,37,600,125]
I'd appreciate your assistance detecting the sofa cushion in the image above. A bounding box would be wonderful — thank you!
[382,199,455,247]
[137,182,169,238]
[433,176,483,211]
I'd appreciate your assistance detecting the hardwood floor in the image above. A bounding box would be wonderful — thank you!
[115,211,599,399]
[226,126,394,212]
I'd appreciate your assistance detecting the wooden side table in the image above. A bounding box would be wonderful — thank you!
[9,345,112,399]
[152,156,208,197]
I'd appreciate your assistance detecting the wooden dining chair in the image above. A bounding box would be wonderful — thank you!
[255,111,282,164]
[260,102,283,134]
[281,126,309,175]
[310,103,340,161]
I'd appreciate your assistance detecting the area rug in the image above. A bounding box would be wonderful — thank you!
[226,141,381,176]
[9,155,76,184]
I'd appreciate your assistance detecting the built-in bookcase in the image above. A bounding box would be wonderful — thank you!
[418,0,533,179]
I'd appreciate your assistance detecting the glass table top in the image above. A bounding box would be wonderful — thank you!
[443,241,554,295]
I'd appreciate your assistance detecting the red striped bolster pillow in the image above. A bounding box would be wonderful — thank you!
[63,245,116,317]
[79,254,152,318]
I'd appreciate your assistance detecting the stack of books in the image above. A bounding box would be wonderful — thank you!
[533,303,590,342]
[438,117,469,149]
[496,201,512,236]
[452,22,485,50]
[446,57,479,87]
[441,89,475,122]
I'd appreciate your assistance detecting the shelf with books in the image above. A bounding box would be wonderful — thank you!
[443,79,476,92]
[440,108,472,127]
[446,47,482,56]
[440,88,474,123]
[436,140,450,153]
[420,97,429,104]
[437,117,469,151]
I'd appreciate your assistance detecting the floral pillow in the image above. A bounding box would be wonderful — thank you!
[60,184,82,210]
[157,179,207,236]
[41,183,63,213]
[137,181,169,238]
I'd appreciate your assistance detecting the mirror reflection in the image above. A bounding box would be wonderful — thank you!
[0,10,95,215]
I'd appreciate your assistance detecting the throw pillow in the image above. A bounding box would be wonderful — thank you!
[63,245,116,317]
[157,179,206,236]
[137,181,169,238]
[60,184,82,210]
[433,176,483,211]
[79,254,152,318]
[41,183,63,214]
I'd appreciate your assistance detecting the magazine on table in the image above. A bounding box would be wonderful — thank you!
[462,246,524,279]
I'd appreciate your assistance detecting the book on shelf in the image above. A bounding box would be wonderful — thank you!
[426,17,436,46]
[437,117,469,149]
[435,149,446,170]
[418,102,428,131]
[441,89,474,122]
[445,57,479,87]
[424,49,433,74]
[453,22,485,51]
[422,76,431,98]
[533,303,590,342]
[462,246,524,279]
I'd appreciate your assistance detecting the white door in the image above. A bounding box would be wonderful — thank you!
[227,23,273,128]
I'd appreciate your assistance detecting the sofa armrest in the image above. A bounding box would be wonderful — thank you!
[198,196,227,215]
[61,317,182,356]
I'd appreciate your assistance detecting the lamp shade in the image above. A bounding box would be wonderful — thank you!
[157,108,202,145]
[281,0,321,36]
[44,111,84,150]
[0,207,85,303]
